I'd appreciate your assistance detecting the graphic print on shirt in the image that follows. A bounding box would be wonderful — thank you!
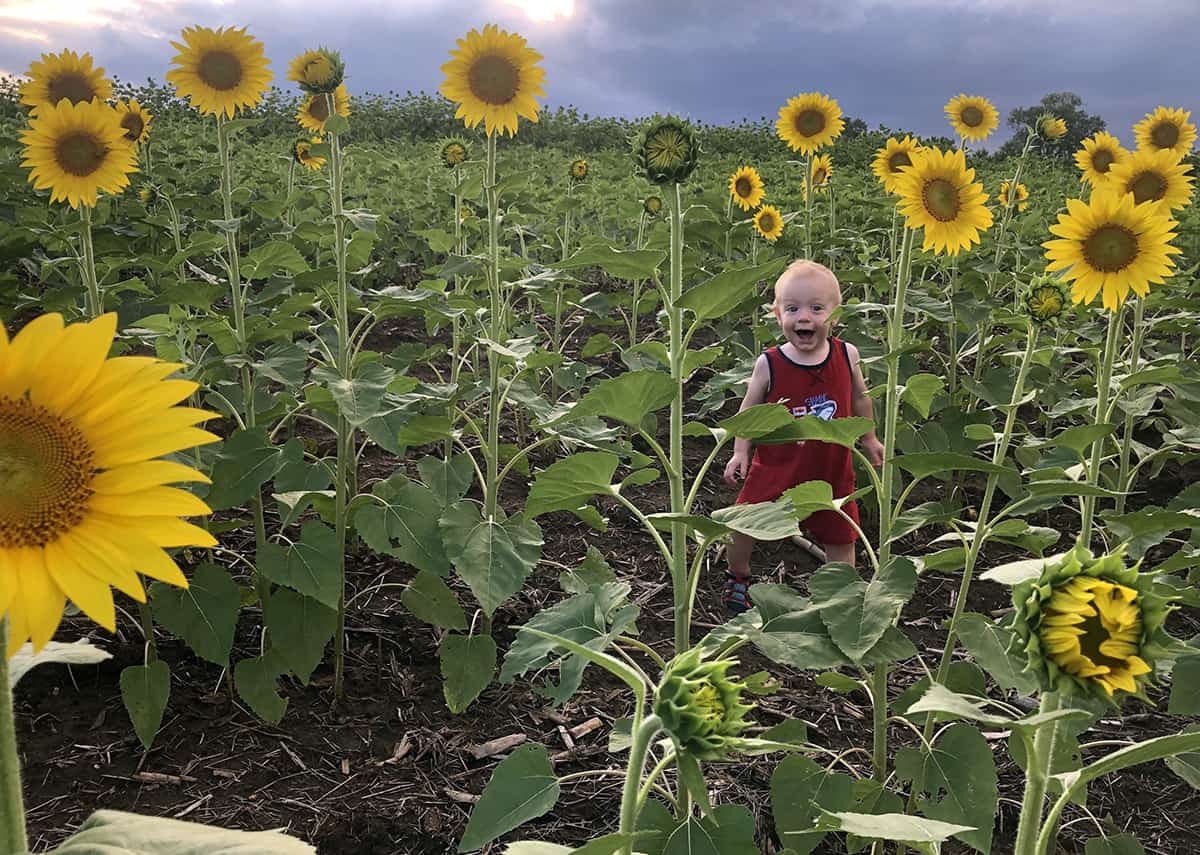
[788,392,837,421]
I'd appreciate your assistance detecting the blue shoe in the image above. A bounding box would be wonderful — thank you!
[722,572,753,614]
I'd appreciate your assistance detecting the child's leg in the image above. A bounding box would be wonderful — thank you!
[723,532,756,613]
[726,532,754,578]
[823,540,855,567]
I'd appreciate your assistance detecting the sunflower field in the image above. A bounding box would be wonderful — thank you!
[1,22,1199,855]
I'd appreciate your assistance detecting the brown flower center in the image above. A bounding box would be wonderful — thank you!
[468,53,519,106]
[197,50,243,91]
[813,167,829,185]
[734,176,752,198]
[1082,224,1137,272]
[960,106,984,127]
[0,398,95,549]
[1128,170,1168,204]
[922,178,960,221]
[759,212,776,232]
[55,132,106,177]
[1092,149,1114,173]
[120,112,145,142]
[1150,121,1179,149]
[47,71,97,105]
[793,108,825,137]
[888,151,912,173]
[307,95,330,122]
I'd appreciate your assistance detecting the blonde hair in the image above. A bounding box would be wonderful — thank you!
[773,259,841,306]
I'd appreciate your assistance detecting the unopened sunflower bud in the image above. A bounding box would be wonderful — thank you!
[633,115,699,186]
[440,137,469,169]
[1022,275,1070,326]
[643,195,663,216]
[288,47,345,95]
[1039,114,1068,140]
[569,157,588,182]
[653,648,755,759]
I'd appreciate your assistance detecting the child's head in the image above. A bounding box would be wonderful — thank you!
[772,260,841,355]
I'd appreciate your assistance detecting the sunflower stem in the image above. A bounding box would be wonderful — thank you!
[161,193,186,281]
[1014,691,1060,855]
[724,193,733,262]
[629,210,647,348]
[0,620,28,855]
[1114,299,1145,515]
[78,205,102,318]
[1079,307,1123,545]
[668,182,689,656]
[618,714,662,855]
[804,155,813,258]
[447,163,465,460]
[484,132,502,521]
[284,157,295,230]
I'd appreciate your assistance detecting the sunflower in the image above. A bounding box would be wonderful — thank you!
[753,205,784,242]
[439,137,469,169]
[893,148,993,256]
[728,165,765,211]
[1043,190,1181,311]
[19,99,138,210]
[1009,546,1174,701]
[1106,148,1195,212]
[775,92,844,154]
[1133,106,1197,159]
[944,94,999,142]
[808,154,833,193]
[297,84,351,134]
[287,47,344,95]
[113,99,152,146]
[999,180,1029,212]
[1040,116,1067,140]
[166,25,273,119]
[20,49,112,112]
[871,136,923,194]
[634,115,700,185]
[440,23,545,137]
[293,137,326,171]
[1022,275,1070,326]
[0,313,218,653]
[643,196,663,216]
[1075,132,1129,187]
[137,184,157,205]
[570,158,589,182]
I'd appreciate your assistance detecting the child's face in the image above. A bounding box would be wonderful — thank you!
[773,272,840,355]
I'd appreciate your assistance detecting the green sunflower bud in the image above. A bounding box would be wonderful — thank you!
[569,157,588,182]
[290,47,345,95]
[1009,545,1176,703]
[440,137,469,169]
[136,184,157,205]
[643,195,663,216]
[1022,274,1070,326]
[652,648,755,759]
[633,114,700,186]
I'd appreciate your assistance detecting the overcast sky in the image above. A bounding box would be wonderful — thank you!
[1,0,1195,149]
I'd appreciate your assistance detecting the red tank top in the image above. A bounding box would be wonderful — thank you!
[744,337,856,499]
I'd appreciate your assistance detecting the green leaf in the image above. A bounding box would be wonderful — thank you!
[711,498,802,540]
[8,639,111,686]
[47,809,315,854]
[355,477,452,575]
[560,546,618,594]
[907,684,1090,733]
[313,362,394,427]
[814,810,975,846]
[1085,833,1147,855]
[759,415,875,449]
[662,804,759,855]
[895,723,996,853]
[1166,750,1200,789]
[894,452,1010,480]
[264,587,336,684]
[418,453,475,506]
[256,522,342,609]
[441,632,498,714]
[555,371,677,427]
[677,257,787,321]
[552,239,665,280]
[458,743,560,852]
[395,413,454,447]
[718,403,796,439]
[441,501,543,616]
[119,661,171,750]
[902,374,945,419]
[233,648,289,725]
[151,563,239,666]
[1054,732,1200,795]
[204,427,294,511]
[515,626,648,704]
[242,240,308,280]
[674,752,712,818]
[525,452,619,518]
[955,613,1039,694]
[1169,656,1200,715]
[1027,423,1117,455]
[771,755,856,855]
[403,569,468,630]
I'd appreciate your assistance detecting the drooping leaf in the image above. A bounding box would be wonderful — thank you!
[403,569,469,630]
[441,502,543,616]
[256,522,342,609]
[553,240,666,280]
[895,723,997,853]
[525,452,619,518]
[458,744,560,852]
[678,257,788,322]
[955,613,1040,694]
[8,639,111,686]
[150,563,240,666]
[264,587,337,684]
[441,633,498,714]
[553,371,677,427]
[771,755,856,855]
[119,660,171,750]
[233,648,290,725]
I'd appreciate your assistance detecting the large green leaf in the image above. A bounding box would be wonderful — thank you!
[150,563,239,666]
[814,810,975,849]
[441,501,543,616]
[119,661,171,750]
[1084,833,1147,855]
[403,569,468,630]
[710,498,801,540]
[233,648,290,725]
[440,633,498,714]
[313,362,394,427]
[717,403,796,440]
[677,257,788,321]
[257,522,342,609]
[355,476,452,575]
[525,452,619,518]
[553,239,666,280]
[242,240,308,280]
[901,374,945,419]
[48,809,315,854]
[955,613,1039,694]
[894,453,1010,480]
[458,744,560,852]
[263,587,336,685]
[1169,656,1200,715]
[661,805,759,855]
[809,558,917,663]
[758,415,875,449]
[417,453,475,506]
[555,371,677,427]
[1026,423,1116,455]
[895,723,997,854]
[204,428,296,510]
[771,755,856,855]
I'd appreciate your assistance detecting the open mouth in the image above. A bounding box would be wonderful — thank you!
[794,328,816,343]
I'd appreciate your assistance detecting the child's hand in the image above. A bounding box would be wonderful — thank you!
[863,435,885,467]
[724,452,750,486]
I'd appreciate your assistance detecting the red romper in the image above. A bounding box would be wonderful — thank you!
[736,338,860,545]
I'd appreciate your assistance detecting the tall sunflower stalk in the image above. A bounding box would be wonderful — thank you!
[0,622,26,854]
[1114,299,1146,514]
[627,202,651,347]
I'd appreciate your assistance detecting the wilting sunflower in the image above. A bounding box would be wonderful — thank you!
[439,137,469,169]
[753,204,784,242]
[775,92,844,154]
[1106,147,1195,212]
[0,313,218,652]
[871,136,923,194]
[808,154,833,192]
[293,137,326,171]
[166,25,273,119]
[1133,106,1197,159]
[1075,132,1129,187]
[1009,546,1174,701]
[893,148,993,256]
[728,165,765,211]
[440,23,546,137]
[1044,190,1180,311]
[19,99,138,210]
[1040,116,1067,140]
[1022,275,1070,326]
[114,99,152,146]
[297,84,351,134]
[20,49,112,112]
[999,180,1029,212]
[634,115,700,185]
[944,94,999,142]
[643,195,663,216]
[570,158,589,182]
[287,47,344,95]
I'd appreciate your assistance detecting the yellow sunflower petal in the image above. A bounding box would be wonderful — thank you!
[91,461,211,494]
[89,486,212,518]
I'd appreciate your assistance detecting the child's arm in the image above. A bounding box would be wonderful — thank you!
[846,342,885,467]
[723,354,771,486]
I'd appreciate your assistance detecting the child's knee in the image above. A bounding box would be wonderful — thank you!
[824,541,855,566]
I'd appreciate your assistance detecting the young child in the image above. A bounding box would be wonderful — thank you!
[721,260,885,613]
